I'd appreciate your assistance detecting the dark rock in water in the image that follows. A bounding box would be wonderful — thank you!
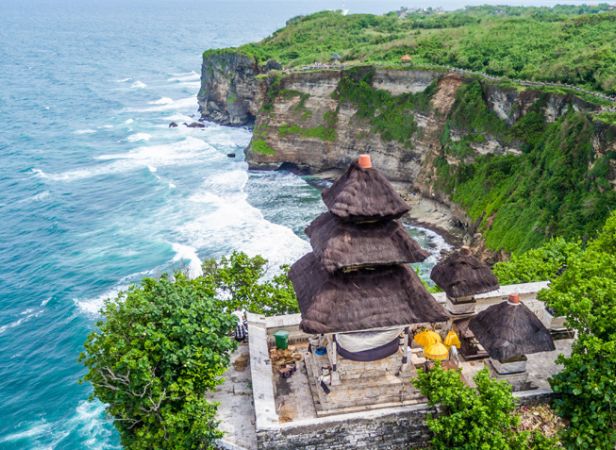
[264,59,282,71]
[183,122,205,128]
[227,153,236,158]
[169,121,178,128]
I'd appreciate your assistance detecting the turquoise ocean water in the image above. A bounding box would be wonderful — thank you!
[0,0,588,448]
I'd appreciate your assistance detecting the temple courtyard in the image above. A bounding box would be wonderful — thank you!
[212,282,574,450]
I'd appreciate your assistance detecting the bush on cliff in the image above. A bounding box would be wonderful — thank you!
[80,273,237,450]
[414,364,560,449]
[538,212,616,449]
[495,211,616,449]
[202,251,299,316]
[81,252,298,448]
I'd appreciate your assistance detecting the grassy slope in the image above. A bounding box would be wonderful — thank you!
[233,5,616,95]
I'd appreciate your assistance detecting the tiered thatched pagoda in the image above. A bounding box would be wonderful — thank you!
[430,247,499,315]
[289,156,448,406]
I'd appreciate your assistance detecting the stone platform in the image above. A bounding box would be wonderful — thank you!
[213,281,574,449]
[304,345,423,416]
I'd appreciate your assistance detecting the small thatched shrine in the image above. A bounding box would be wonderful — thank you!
[430,247,499,315]
[469,293,555,387]
[289,155,449,412]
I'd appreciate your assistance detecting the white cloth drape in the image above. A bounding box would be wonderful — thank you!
[335,328,403,353]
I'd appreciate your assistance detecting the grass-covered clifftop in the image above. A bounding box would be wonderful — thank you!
[200,5,616,255]
[232,4,616,95]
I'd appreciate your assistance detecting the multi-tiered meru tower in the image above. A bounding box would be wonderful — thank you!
[289,155,449,414]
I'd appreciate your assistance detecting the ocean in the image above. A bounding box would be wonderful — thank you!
[0,0,590,448]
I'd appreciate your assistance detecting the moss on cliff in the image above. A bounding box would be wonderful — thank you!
[251,139,276,156]
[334,67,439,146]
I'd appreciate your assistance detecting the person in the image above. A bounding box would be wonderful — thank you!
[233,308,248,342]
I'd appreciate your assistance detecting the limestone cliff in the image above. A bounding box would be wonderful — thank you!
[198,50,265,125]
[198,51,616,253]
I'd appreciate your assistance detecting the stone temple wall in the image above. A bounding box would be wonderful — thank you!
[256,403,436,450]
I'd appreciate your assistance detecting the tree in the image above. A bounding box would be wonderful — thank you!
[202,251,298,316]
[538,211,616,449]
[413,364,560,450]
[492,238,582,285]
[80,273,237,450]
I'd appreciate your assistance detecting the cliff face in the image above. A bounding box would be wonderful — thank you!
[198,52,616,253]
[197,51,264,125]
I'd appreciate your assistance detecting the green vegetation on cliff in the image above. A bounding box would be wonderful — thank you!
[334,66,438,145]
[236,5,616,94]
[436,81,616,253]
[494,212,616,449]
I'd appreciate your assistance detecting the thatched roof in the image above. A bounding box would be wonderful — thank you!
[306,212,428,272]
[469,300,555,361]
[430,248,499,298]
[322,162,410,222]
[289,252,449,334]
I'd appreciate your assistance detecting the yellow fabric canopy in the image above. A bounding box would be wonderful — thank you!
[444,330,461,349]
[413,330,442,348]
[424,342,449,361]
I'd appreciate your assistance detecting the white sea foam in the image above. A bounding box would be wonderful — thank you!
[0,302,48,335]
[127,132,151,142]
[115,77,131,83]
[74,129,96,135]
[131,80,147,89]
[18,190,50,204]
[0,423,52,443]
[124,118,134,125]
[168,71,199,82]
[149,97,174,105]
[12,401,118,450]
[180,177,311,273]
[147,165,157,173]
[129,96,195,112]
[180,81,201,90]
[171,243,203,278]
[34,137,218,182]
[164,113,193,123]
[73,285,127,316]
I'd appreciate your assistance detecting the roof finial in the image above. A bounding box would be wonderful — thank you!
[508,293,520,305]
[358,154,372,169]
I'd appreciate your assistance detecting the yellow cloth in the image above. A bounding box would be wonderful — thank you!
[424,342,449,361]
[444,330,461,349]
[413,330,442,348]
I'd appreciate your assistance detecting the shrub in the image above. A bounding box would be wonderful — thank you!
[202,251,299,316]
[80,274,237,450]
[493,238,582,284]
[413,363,560,449]
[537,211,616,449]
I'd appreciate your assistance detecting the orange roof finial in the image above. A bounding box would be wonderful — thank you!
[508,293,520,304]
[358,154,372,169]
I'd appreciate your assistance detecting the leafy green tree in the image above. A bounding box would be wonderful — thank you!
[413,364,560,449]
[493,238,582,284]
[80,274,237,450]
[538,211,616,449]
[202,251,298,315]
